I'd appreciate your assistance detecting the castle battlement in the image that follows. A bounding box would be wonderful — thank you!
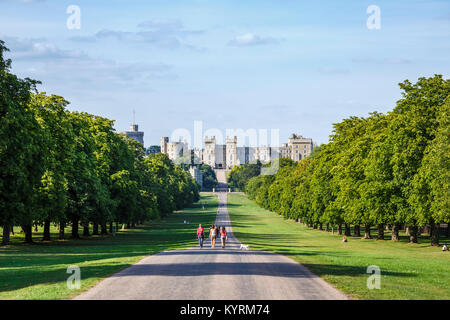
[161,134,314,169]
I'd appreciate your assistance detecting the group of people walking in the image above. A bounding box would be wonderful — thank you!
[196,224,227,249]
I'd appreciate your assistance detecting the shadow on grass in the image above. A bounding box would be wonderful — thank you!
[0,195,219,296]
[105,261,411,278]
[0,261,135,294]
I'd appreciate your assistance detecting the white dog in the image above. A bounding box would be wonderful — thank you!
[240,244,249,250]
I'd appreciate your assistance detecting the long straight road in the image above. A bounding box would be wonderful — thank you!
[74,170,347,300]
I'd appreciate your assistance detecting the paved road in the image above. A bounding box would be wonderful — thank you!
[74,170,347,300]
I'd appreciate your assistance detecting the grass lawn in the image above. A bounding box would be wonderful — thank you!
[227,193,450,300]
[0,193,218,300]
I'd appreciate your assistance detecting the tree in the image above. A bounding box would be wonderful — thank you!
[360,113,392,240]
[389,75,450,244]
[198,164,218,191]
[30,93,75,241]
[228,161,262,191]
[241,75,449,247]
[0,41,45,245]
[410,98,450,245]
[64,112,98,239]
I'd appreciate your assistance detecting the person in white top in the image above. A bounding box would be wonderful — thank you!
[209,224,217,248]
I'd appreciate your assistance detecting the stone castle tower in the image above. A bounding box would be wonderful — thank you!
[124,124,144,145]
[226,136,238,169]
[160,137,169,154]
[203,136,216,168]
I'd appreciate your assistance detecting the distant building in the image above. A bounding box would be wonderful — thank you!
[189,166,203,190]
[160,137,169,154]
[226,136,239,169]
[160,133,315,169]
[122,124,144,145]
[193,148,203,164]
[160,136,189,161]
[203,136,217,168]
[278,143,290,159]
[288,134,313,161]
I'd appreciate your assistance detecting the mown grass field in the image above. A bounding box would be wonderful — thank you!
[227,193,450,300]
[0,194,218,300]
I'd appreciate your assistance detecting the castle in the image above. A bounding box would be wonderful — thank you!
[122,124,144,145]
[160,134,315,169]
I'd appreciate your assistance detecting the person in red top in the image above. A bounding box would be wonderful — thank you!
[220,227,227,249]
[197,224,205,248]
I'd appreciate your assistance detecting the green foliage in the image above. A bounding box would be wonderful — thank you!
[0,41,200,245]
[227,193,450,300]
[241,75,450,245]
[198,164,218,191]
[0,194,218,299]
[410,98,450,226]
[228,160,262,191]
[0,40,45,243]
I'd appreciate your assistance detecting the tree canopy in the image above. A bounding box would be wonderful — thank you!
[0,41,200,245]
[242,75,450,246]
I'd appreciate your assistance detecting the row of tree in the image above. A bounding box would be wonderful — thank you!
[228,161,263,191]
[0,40,200,245]
[245,75,449,246]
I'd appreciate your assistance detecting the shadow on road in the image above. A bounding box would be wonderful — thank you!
[110,261,412,278]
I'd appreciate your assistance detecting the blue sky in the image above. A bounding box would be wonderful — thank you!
[1,0,449,147]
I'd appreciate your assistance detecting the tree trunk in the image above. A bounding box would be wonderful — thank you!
[354,225,361,237]
[59,222,65,240]
[109,222,113,233]
[71,218,80,239]
[446,224,450,238]
[431,223,440,246]
[344,224,351,236]
[364,224,371,239]
[43,220,51,241]
[313,224,317,229]
[338,224,342,235]
[325,224,330,232]
[126,222,131,229]
[2,225,10,246]
[377,224,384,240]
[10,225,14,235]
[131,222,136,229]
[23,225,33,244]
[93,222,99,235]
[101,223,107,235]
[83,223,90,237]
[115,222,119,233]
[409,226,418,243]
[391,224,400,241]
[418,227,423,237]
[319,223,323,231]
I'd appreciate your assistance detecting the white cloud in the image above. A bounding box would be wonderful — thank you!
[228,33,282,47]
[2,36,176,90]
[3,37,87,61]
[70,19,205,51]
